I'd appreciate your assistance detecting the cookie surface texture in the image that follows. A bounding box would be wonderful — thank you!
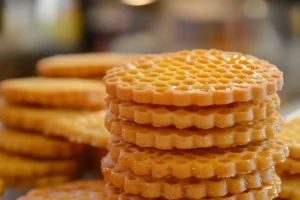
[278,176,300,200]
[108,136,288,179]
[1,77,106,109]
[0,129,86,158]
[45,110,110,148]
[105,112,283,149]
[104,49,283,106]
[18,180,105,200]
[37,53,141,78]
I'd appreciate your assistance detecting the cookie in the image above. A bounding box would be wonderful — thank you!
[104,49,283,106]
[37,53,141,78]
[3,175,77,189]
[0,101,98,132]
[104,178,281,200]
[0,151,83,178]
[278,175,300,200]
[45,110,110,148]
[18,180,105,200]
[106,112,283,149]
[106,94,280,129]
[276,157,300,175]
[0,179,3,195]
[1,77,106,109]
[102,156,276,199]
[108,136,288,179]
[278,118,300,159]
[0,129,87,159]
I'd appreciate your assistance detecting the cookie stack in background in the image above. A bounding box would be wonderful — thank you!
[276,117,300,199]
[102,49,289,199]
[0,52,141,190]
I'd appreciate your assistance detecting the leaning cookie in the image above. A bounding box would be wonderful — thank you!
[36,52,141,78]
[1,77,106,109]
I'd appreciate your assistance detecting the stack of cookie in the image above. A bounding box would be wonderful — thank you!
[0,77,109,189]
[102,49,289,199]
[276,117,300,199]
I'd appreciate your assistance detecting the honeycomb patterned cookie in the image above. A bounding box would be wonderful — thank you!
[278,118,300,159]
[105,112,283,149]
[1,77,106,109]
[18,180,105,200]
[44,110,110,148]
[104,49,283,106]
[0,129,87,159]
[104,179,281,200]
[37,53,142,78]
[106,94,280,129]
[108,136,288,179]
[276,158,300,175]
[278,175,300,200]
[102,156,276,199]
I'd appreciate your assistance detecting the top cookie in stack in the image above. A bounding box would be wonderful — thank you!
[102,49,288,200]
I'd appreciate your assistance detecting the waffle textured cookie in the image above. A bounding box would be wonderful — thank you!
[106,112,283,149]
[102,156,276,199]
[0,129,86,159]
[278,176,300,200]
[278,118,300,159]
[104,49,283,106]
[37,53,141,78]
[108,136,288,179]
[18,180,105,200]
[3,175,76,189]
[0,151,82,178]
[106,94,280,129]
[276,157,300,175]
[0,101,97,132]
[1,77,106,109]
[104,179,281,200]
[45,110,110,148]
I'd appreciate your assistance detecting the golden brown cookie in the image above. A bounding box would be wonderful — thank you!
[37,52,141,78]
[102,156,276,199]
[0,101,98,132]
[18,180,105,200]
[0,151,83,178]
[276,157,300,175]
[0,179,3,195]
[278,175,300,200]
[104,49,283,106]
[278,117,300,159]
[1,77,106,109]
[104,178,281,200]
[45,110,110,148]
[0,129,87,159]
[3,175,77,189]
[105,112,283,149]
[106,94,280,129]
[108,136,288,179]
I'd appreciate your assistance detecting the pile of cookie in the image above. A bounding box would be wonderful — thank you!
[19,49,290,200]
[102,49,288,199]
[0,53,139,192]
[276,117,300,199]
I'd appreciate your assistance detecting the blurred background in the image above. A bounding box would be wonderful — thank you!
[0,0,300,108]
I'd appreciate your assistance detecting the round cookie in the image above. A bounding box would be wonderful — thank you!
[1,77,106,109]
[104,49,283,106]
[0,129,87,159]
[105,112,283,149]
[102,156,277,199]
[45,110,110,148]
[108,136,288,179]
[37,53,141,78]
[106,94,280,129]
[18,180,105,200]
